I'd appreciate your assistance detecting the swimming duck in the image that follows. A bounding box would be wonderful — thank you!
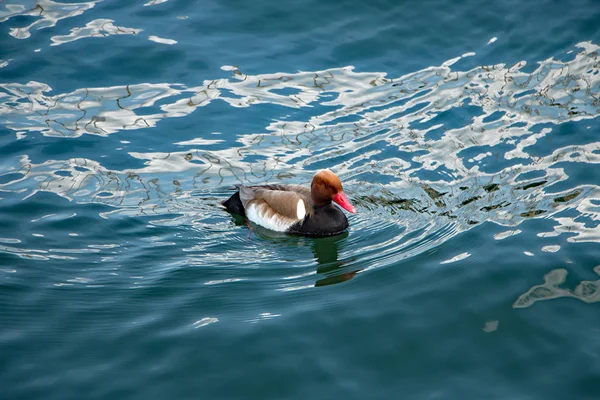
[222,169,356,237]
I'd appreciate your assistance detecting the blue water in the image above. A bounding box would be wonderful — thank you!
[1,0,600,398]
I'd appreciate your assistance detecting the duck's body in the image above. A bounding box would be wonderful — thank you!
[222,170,356,237]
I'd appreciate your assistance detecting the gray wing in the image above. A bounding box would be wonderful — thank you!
[239,186,309,220]
[249,184,312,208]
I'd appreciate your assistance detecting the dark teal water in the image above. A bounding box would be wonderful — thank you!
[1,0,600,398]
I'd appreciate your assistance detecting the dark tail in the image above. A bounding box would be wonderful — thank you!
[222,190,246,217]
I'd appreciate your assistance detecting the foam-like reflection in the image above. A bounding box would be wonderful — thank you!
[144,0,169,6]
[0,41,599,287]
[192,317,218,328]
[148,35,177,45]
[0,82,180,137]
[50,19,142,46]
[0,0,102,39]
[514,266,600,308]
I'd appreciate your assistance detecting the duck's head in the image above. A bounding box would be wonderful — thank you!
[311,169,357,213]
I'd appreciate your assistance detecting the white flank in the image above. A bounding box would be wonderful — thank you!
[246,203,296,232]
[296,199,306,219]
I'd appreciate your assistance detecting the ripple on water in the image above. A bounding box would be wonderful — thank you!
[0,41,599,295]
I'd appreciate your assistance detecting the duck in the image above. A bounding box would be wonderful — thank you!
[222,169,357,237]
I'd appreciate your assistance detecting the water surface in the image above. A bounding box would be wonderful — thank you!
[1,0,600,398]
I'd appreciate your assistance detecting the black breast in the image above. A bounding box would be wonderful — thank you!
[287,203,349,237]
[222,191,246,217]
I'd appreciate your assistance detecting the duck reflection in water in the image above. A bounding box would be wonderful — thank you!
[311,232,360,287]
[228,214,359,287]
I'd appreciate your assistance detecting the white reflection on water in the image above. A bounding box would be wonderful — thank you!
[50,19,142,46]
[0,42,599,284]
[148,35,177,45]
[0,0,102,39]
[245,312,281,324]
[514,266,600,308]
[440,252,471,265]
[144,0,169,6]
[192,317,218,328]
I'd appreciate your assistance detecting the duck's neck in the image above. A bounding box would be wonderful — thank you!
[312,201,333,212]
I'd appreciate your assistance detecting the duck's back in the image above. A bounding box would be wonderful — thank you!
[222,184,312,217]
